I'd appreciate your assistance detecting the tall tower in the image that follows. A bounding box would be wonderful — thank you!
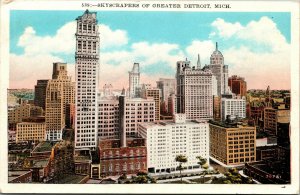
[129,63,140,98]
[45,63,75,141]
[75,10,99,150]
[208,42,228,96]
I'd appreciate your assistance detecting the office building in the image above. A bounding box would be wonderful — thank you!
[129,63,140,98]
[138,114,209,173]
[75,10,100,150]
[119,96,155,138]
[141,87,160,121]
[8,103,43,125]
[98,98,119,139]
[45,63,75,141]
[16,120,46,143]
[176,58,213,120]
[209,120,256,165]
[264,106,290,135]
[221,96,246,121]
[228,75,247,97]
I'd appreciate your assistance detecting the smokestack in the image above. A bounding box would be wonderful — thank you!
[119,95,127,147]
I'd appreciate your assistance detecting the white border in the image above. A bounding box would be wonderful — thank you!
[0,0,299,194]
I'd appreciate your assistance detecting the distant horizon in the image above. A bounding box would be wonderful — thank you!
[10,11,291,90]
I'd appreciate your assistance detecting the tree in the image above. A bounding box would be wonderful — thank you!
[196,156,208,183]
[175,155,188,183]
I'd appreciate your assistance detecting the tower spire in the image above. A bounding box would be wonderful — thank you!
[197,54,201,69]
[216,42,218,51]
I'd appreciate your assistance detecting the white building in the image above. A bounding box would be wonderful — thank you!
[75,10,100,150]
[129,63,140,98]
[176,59,213,120]
[221,97,246,121]
[138,114,209,173]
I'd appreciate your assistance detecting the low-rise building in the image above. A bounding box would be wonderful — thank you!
[264,106,290,135]
[209,120,256,166]
[138,114,209,174]
[99,138,147,177]
[16,121,46,143]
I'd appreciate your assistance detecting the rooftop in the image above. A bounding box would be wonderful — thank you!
[8,170,32,182]
[32,141,55,153]
[209,120,251,129]
[139,120,208,128]
[56,174,88,184]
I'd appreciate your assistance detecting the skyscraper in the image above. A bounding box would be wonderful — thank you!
[176,58,213,120]
[45,63,75,141]
[74,10,99,150]
[129,63,140,98]
[206,42,228,96]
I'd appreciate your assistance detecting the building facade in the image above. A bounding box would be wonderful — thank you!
[129,63,140,98]
[34,79,49,110]
[8,103,44,125]
[138,114,209,173]
[228,75,247,97]
[98,98,119,140]
[99,138,147,177]
[221,97,246,121]
[141,88,160,121]
[264,107,290,135]
[176,59,213,120]
[119,96,155,138]
[16,121,46,143]
[209,121,256,165]
[75,10,100,150]
[45,63,75,141]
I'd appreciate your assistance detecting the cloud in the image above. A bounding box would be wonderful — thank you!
[9,53,63,88]
[210,18,243,38]
[209,16,290,89]
[17,22,128,56]
[10,16,290,90]
[99,42,185,89]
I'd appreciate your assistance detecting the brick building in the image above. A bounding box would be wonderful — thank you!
[264,106,290,135]
[228,75,247,97]
[99,138,147,177]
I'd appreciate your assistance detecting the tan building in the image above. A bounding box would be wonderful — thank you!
[8,103,44,126]
[45,62,75,141]
[209,120,256,165]
[264,106,290,135]
[141,88,160,121]
[16,122,46,143]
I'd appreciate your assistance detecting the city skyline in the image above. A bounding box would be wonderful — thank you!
[10,11,291,90]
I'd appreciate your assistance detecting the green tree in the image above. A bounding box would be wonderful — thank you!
[175,155,188,183]
[196,156,208,183]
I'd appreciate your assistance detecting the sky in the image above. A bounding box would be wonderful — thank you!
[9,10,291,90]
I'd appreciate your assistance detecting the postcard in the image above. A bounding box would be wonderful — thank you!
[0,0,299,194]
